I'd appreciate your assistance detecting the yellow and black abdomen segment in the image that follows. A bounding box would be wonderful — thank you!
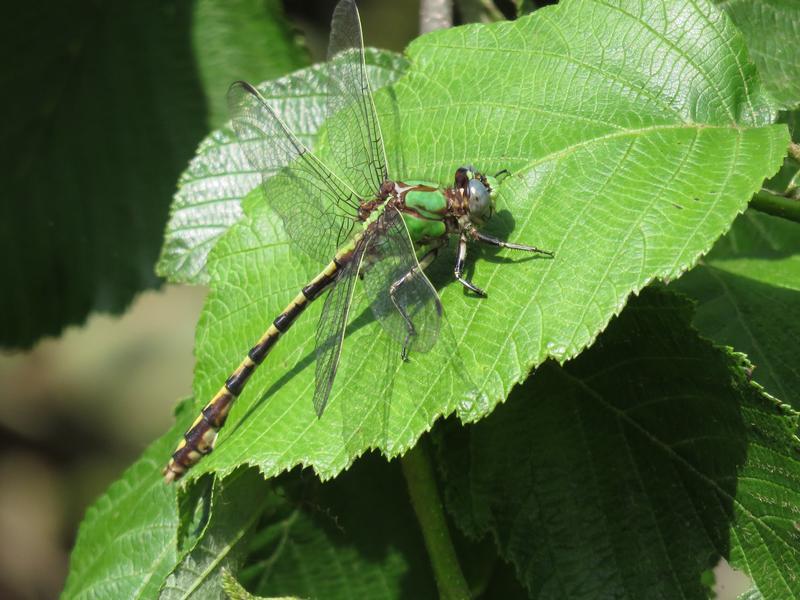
[162,254,349,483]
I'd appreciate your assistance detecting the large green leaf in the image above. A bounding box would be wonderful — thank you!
[716,0,800,109]
[672,209,800,408]
[175,0,788,485]
[0,0,305,349]
[156,49,409,285]
[435,289,800,599]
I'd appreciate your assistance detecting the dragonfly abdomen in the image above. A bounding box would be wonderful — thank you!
[163,251,352,483]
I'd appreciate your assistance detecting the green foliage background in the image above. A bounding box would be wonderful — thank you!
[10,0,796,598]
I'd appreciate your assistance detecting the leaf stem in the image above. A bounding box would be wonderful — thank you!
[420,0,453,33]
[401,439,470,600]
[788,142,800,163]
[750,189,800,224]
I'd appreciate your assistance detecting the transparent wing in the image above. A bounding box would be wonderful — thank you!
[325,0,388,198]
[228,81,360,263]
[361,207,442,356]
[313,239,367,417]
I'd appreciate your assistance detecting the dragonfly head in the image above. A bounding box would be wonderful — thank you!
[455,165,497,226]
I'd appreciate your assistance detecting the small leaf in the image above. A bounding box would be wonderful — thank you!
[240,457,437,599]
[435,289,800,599]
[221,570,301,600]
[764,110,800,194]
[673,209,800,408]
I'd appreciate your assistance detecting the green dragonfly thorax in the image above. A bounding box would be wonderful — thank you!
[391,182,449,244]
[400,182,447,238]
[388,167,501,245]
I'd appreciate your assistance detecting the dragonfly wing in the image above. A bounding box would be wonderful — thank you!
[313,238,368,417]
[361,206,442,356]
[325,0,389,198]
[228,81,360,263]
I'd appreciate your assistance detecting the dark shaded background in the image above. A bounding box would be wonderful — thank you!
[0,2,419,597]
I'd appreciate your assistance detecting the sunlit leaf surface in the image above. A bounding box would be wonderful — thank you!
[180,0,787,484]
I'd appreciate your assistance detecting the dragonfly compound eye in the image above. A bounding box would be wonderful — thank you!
[467,178,493,222]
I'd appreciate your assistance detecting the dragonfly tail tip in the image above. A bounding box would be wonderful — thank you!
[162,463,183,484]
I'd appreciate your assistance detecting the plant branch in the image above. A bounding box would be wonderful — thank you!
[401,439,470,600]
[788,142,800,163]
[420,0,453,33]
[750,189,800,224]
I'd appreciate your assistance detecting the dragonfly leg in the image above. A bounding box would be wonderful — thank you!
[470,227,554,257]
[454,233,487,297]
[389,241,443,359]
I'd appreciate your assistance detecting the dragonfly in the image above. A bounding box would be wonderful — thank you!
[163,0,553,483]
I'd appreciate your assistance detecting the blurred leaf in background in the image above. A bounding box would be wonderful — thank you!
[193,0,309,128]
[714,0,800,111]
[0,0,306,349]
